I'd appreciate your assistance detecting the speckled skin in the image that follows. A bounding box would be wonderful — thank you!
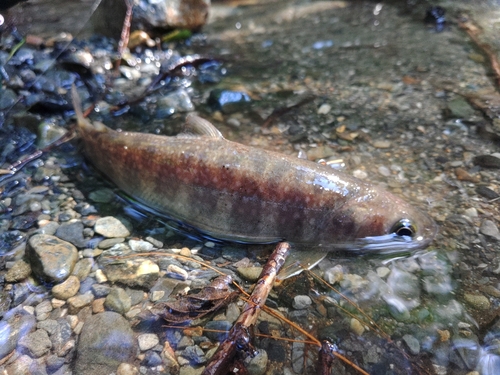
[77,115,436,252]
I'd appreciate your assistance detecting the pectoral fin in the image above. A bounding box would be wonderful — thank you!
[275,250,327,282]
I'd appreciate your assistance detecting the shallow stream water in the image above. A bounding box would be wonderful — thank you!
[2,1,500,374]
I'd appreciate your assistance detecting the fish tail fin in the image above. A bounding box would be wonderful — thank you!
[71,85,103,132]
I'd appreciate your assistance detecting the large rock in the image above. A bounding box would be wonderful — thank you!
[26,234,78,283]
[134,0,210,31]
[74,312,136,375]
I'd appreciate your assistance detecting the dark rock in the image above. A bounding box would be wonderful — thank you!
[74,311,136,375]
[473,154,500,169]
[91,284,111,298]
[204,320,231,342]
[208,89,251,114]
[50,318,72,353]
[0,290,12,318]
[142,351,163,367]
[55,221,87,248]
[26,234,79,283]
[180,345,206,365]
[104,287,132,314]
[476,186,500,200]
[46,354,65,373]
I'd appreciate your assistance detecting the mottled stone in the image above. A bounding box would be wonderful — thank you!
[68,292,94,314]
[464,293,491,310]
[52,275,81,300]
[55,221,87,248]
[18,329,52,357]
[237,266,262,282]
[5,259,32,283]
[292,295,312,310]
[128,239,154,252]
[26,234,78,283]
[94,216,130,238]
[104,288,131,314]
[102,259,159,288]
[246,349,268,375]
[74,312,136,375]
[72,258,93,281]
[137,333,160,351]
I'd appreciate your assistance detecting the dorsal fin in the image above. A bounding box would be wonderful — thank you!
[182,114,224,139]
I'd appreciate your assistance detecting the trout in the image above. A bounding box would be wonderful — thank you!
[72,87,436,253]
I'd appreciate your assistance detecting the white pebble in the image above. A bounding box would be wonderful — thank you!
[353,169,368,179]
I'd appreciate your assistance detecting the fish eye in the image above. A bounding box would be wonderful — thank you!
[391,219,417,238]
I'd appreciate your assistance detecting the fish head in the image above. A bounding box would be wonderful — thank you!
[342,187,437,253]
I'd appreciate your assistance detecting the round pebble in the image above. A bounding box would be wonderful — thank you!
[52,275,81,300]
[137,333,160,351]
[94,216,130,238]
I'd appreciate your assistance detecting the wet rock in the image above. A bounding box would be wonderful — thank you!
[46,354,65,373]
[0,291,12,318]
[129,239,154,252]
[55,221,87,248]
[37,319,58,335]
[104,287,132,314]
[324,265,344,284]
[138,333,160,351]
[102,259,160,288]
[463,293,490,310]
[94,216,130,238]
[18,329,52,358]
[237,266,262,282]
[5,354,33,375]
[134,0,210,31]
[35,300,52,320]
[52,275,81,300]
[72,258,93,281]
[166,264,189,280]
[98,237,125,249]
[447,97,475,119]
[180,345,206,365]
[292,295,312,310]
[246,349,268,375]
[74,311,136,375]
[5,259,31,283]
[156,89,194,114]
[149,278,183,302]
[142,351,163,367]
[473,154,500,169]
[26,234,79,283]
[480,220,500,241]
[475,186,499,200]
[208,89,251,114]
[89,188,115,203]
[204,320,231,342]
[117,363,140,375]
[68,292,95,314]
[50,318,72,353]
[350,318,365,336]
[403,334,420,355]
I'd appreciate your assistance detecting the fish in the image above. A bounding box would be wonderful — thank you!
[71,86,437,255]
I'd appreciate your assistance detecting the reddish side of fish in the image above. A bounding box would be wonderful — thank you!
[72,93,436,251]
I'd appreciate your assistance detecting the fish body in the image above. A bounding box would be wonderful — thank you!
[73,91,436,253]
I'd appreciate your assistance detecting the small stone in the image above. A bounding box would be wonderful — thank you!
[104,287,132,314]
[92,298,106,314]
[35,300,53,320]
[376,266,391,278]
[179,247,192,257]
[5,260,32,283]
[95,269,108,283]
[55,221,87,248]
[447,96,476,119]
[463,293,490,310]
[350,318,365,336]
[373,140,391,149]
[317,103,331,115]
[246,349,268,375]
[463,207,478,218]
[292,295,312,310]
[378,165,391,177]
[137,333,160,351]
[352,169,368,179]
[117,363,139,375]
[67,292,94,314]
[103,259,160,288]
[129,239,154,252]
[18,329,52,358]
[52,276,81,300]
[26,234,79,283]
[403,334,420,355]
[237,266,263,282]
[324,265,344,284]
[71,258,93,281]
[98,237,125,249]
[480,220,500,241]
[88,188,115,203]
[94,216,130,238]
[180,345,206,365]
[167,264,189,280]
